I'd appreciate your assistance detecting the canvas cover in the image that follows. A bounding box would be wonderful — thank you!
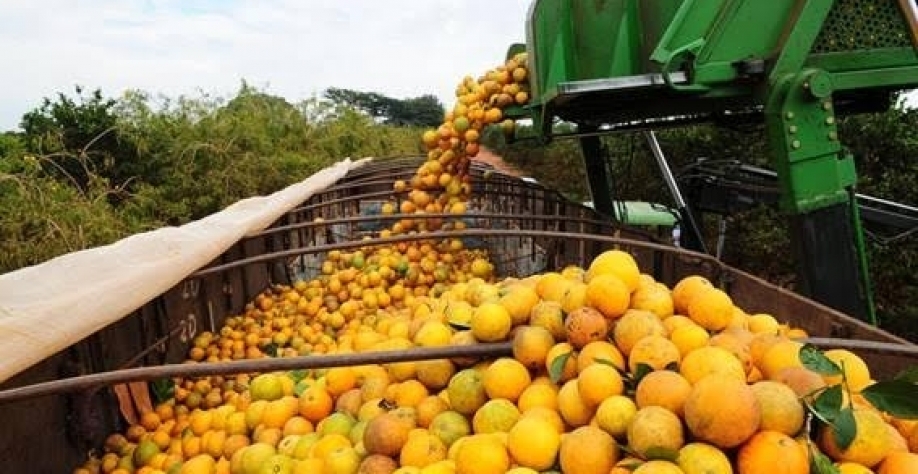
[0,157,370,384]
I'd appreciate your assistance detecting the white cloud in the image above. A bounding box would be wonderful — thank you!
[1,1,915,131]
[0,0,531,130]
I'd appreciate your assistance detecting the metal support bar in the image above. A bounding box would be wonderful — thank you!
[765,69,873,321]
[579,133,619,220]
[645,131,709,253]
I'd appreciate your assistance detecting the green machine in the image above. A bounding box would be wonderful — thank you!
[505,0,918,321]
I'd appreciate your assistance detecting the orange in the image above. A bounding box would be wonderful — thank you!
[359,368,392,402]
[557,379,595,428]
[416,359,456,391]
[747,313,781,334]
[282,416,313,437]
[577,363,624,408]
[669,324,711,357]
[446,368,488,416]
[577,340,626,373]
[677,442,733,474]
[363,413,411,457]
[400,432,448,468]
[559,426,619,474]
[628,335,681,374]
[684,374,761,449]
[585,249,640,291]
[560,282,589,314]
[335,389,363,418]
[823,349,872,392]
[189,410,213,436]
[250,373,285,402]
[536,272,573,303]
[594,395,638,440]
[522,406,565,434]
[635,370,692,416]
[630,283,675,319]
[517,382,559,413]
[737,430,809,474]
[835,462,874,474]
[672,275,713,315]
[627,406,685,460]
[529,301,566,340]
[545,342,578,383]
[512,325,555,371]
[262,398,297,429]
[179,454,216,474]
[470,302,512,342]
[632,460,685,474]
[585,274,631,320]
[662,315,696,334]
[686,287,734,331]
[726,307,750,331]
[878,452,918,474]
[140,411,162,432]
[750,381,805,436]
[749,332,784,364]
[472,399,521,434]
[358,455,398,474]
[455,434,510,474]
[758,340,805,380]
[309,433,350,461]
[820,409,893,468]
[482,357,532,402]
[395,379,430,407]
[324,367,357,396]
[613,309,666,356]
[507,414,561,470]
[499,285,541,326]
[298,386,333,423]
[429,410,472,448]
[564,307,610,349]
[414,321,455,348]
[416,395,450,428]
[679,346,747,385]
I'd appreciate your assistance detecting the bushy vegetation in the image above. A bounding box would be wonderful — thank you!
[0,84,427,272]
[490,102,918,340]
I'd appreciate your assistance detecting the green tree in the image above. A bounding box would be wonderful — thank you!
[19,87,139,196]
[324,87,444,127]
[1,83,423,272]
[0,132,25,170]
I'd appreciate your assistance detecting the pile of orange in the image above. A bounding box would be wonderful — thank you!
[73,52,918,474]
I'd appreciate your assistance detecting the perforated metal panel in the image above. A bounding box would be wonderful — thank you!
[812,0,913,53]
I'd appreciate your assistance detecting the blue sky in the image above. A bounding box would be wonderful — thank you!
[0,1,915,131]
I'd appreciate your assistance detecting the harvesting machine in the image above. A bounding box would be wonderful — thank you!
[503,0,918,322]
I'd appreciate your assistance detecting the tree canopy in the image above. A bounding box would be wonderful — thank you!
[323,87,444,127]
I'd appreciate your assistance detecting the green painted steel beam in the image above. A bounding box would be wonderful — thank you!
[769,0,837,83]
[831,65,918,91]
[765,70,855,213]
[806,48,918,73]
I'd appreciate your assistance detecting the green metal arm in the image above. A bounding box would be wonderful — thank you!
[659,39,711,93]
[765,68,876,322]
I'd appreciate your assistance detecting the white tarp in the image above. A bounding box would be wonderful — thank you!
[0,157,371,384]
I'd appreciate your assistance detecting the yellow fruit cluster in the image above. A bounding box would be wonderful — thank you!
[73,55,918,474]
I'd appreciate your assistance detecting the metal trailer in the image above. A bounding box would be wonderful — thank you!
[0,158,915,473]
